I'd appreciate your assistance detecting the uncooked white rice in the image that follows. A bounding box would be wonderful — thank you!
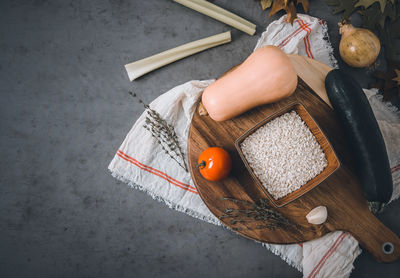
[240,111,328,199]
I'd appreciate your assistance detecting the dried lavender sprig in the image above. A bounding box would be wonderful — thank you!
[220,197,298,231]
[143,124,187,171]
[142,105,188,171]
[144,118,188,172]
[129,92,188,172]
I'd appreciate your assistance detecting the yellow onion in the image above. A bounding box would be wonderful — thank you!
[338,23,381,68]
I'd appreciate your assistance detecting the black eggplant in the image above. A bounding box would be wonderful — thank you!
[325,69,393,203]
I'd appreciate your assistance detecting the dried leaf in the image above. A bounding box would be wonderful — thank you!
[260,0,310,24]
[260,0,273,10]
[297,0,309,12]
[380,16,400,61]
[269,0,287,17]
[286,1,297,24]
[355,0,388,13]
[268,0,307,24]
[391,18,400,40]
[393,69,400,86]
[358,1,395,30]
[360,3,383,30]
[198,101,208,116]
[325,0,359,20]
[371,61,400,102]
[380,1,397,28]
[357,0,398,30]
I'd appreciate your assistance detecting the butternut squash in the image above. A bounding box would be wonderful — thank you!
[202,46,298,121]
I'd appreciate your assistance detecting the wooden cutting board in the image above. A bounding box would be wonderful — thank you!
[187,54,400,263]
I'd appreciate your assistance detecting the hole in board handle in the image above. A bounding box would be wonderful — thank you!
[382,242,394,255]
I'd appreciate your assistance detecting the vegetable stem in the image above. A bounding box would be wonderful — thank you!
[197,160,206,169]
[174,0,256,35]
[125,31,231,81]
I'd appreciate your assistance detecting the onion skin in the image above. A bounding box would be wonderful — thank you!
[339,23,380,68]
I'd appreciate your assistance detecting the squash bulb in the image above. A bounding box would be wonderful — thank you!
[339,23,380,68]
[202,46,298,121]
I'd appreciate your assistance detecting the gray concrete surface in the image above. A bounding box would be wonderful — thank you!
[1,0,399,277]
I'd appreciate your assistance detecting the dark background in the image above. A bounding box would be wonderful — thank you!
[1,0,399,277]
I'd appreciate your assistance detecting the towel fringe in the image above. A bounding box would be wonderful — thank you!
[319,20,339,69]
[375,93,400,118]
[110,169,304,272]
[261,242,303,272]
[109,169,222,226]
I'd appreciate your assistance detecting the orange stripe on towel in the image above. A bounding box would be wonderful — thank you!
[277,21,312,49]
[308,232,347,278]
[117,150,198,194]
[118,150,197,190]
[391,164,400,174]
[297,19,314,59]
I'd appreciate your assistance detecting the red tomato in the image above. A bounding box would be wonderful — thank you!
[198,147,232,181]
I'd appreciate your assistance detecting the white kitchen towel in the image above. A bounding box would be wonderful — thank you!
[109,14,400,278]
[254,14,338,69]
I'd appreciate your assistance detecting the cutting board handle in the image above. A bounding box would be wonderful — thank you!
[345,210,400,262]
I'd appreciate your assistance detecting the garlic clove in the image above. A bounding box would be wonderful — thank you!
[306,206,328,225]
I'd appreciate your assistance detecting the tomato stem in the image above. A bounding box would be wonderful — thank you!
[197,160,206,169]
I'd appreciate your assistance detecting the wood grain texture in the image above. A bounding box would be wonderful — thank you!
[287,54,333,107]
[187,55,400,262]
